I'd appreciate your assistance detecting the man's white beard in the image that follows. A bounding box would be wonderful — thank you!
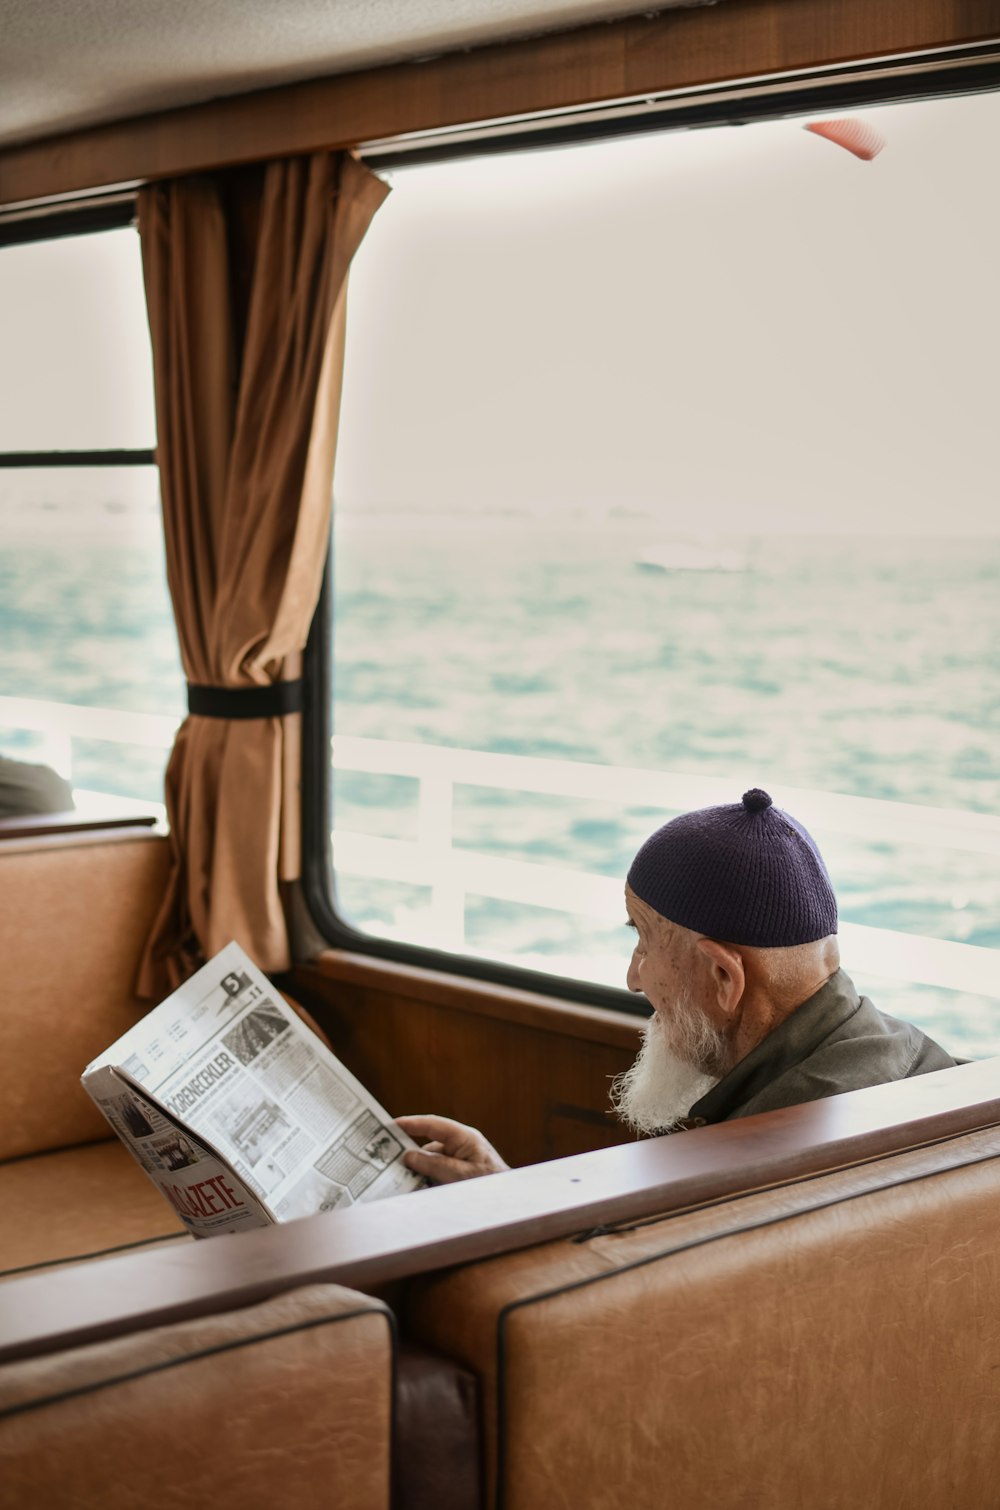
[610,993,725,1135]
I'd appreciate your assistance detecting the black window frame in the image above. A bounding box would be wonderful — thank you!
[295,43,1000,1011]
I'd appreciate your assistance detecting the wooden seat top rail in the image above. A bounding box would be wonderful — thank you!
[0,811,159,842]
[1,1058,999,1365]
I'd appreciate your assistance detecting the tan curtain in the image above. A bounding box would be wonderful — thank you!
[137,153,389,996]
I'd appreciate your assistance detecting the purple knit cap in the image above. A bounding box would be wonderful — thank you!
[626,788,837,947]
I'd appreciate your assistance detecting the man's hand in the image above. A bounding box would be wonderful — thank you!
[396,1115,509,1183]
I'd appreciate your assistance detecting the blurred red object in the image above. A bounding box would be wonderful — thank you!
[804,118,886,161]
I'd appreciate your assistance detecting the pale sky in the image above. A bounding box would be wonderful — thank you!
[2,88,998,534]
[0,226,154,452]
[336,90,1000,533]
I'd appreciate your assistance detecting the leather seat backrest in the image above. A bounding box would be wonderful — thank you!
[405,1123,1000,1510]
[0,1282,393,1510]
[0,832,171,1160]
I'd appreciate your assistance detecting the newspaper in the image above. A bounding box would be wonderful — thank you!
[82,941,425,1238]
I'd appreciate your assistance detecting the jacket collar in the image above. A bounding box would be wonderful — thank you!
[687,967,862,1125]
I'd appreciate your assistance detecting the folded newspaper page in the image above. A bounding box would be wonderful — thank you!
[82,940,425,1238]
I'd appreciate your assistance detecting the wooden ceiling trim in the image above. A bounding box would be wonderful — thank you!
[2,0,999,208]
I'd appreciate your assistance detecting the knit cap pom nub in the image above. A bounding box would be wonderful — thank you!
[742,788,773,814]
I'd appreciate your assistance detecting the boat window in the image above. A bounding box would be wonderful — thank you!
[0,223,182,815]
[320,90,1000,1055]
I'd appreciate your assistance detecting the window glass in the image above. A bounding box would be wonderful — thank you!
[0,226,156,450]
[0,228,180,813]
[330,92,1000,1054]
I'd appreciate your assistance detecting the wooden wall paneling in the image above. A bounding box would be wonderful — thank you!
[2,0,999,207]
[291,951,641,1043]
[290,957,641,1169]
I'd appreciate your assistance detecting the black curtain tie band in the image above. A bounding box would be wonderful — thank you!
[186,680,305,720]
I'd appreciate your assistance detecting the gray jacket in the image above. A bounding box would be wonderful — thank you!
[687,967,960,1125]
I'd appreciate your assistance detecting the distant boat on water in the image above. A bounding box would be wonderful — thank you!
[635,542,747,574]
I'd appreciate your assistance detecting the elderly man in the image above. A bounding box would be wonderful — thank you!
[397,787,958,1182]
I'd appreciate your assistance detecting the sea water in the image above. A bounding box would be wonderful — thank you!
[3,486,999,1053]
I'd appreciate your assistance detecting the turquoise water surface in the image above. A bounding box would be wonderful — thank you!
[3,488,999,1052]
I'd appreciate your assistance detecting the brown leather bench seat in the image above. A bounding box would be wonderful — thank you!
[0,1283,395,1510]
[0,1141,188,1278]
[0,829,185,1275]
[403,1115,1000,1510]
[0,825,329,1275]
[6,1052,1000,1510]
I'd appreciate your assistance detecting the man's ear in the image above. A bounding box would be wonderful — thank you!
[694,937,746,1021]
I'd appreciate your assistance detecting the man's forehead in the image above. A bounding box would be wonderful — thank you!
[625,886,695,945]
[625,886,663,929]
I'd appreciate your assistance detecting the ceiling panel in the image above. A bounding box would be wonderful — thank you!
[0,0,715,148]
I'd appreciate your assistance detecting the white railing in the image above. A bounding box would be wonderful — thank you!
[3,695,999,998]
[0,696,175,821]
